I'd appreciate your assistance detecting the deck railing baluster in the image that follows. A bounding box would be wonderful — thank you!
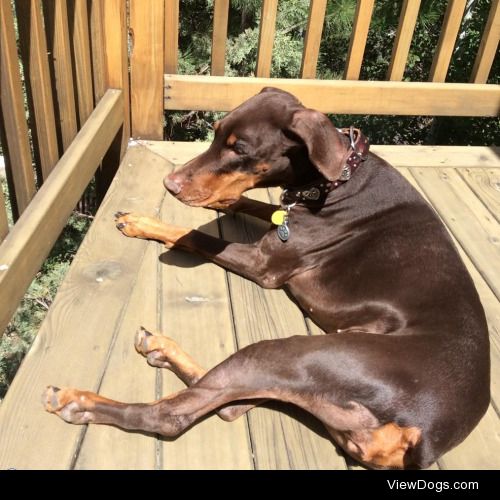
[89,0,106,103]
[0,188,8,242]
[386,0,422,81]
[165,0,179,74]
[344,0,375,80]
[211,0,230,76]
[470,0,500,83]
[429,0,467,83]
[0,0,37,218]
[256,0,279,77]
[71,0,94,128]
[43,0,78,151]
[300,0,328,79]
[15,0,59,182]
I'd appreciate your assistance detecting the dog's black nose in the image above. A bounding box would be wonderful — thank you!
[164,174,183,195]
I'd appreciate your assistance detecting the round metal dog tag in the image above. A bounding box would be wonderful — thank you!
[277,224,290,242]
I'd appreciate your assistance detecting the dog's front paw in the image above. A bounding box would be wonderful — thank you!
[43,386,95,424]
[114,212,161,239]
[114,212,190,247]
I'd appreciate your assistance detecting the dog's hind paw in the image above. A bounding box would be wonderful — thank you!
[43,385,62,412]
[42,386,95,424]
[134,327,177,369]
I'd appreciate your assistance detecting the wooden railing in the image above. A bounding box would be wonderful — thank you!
[129,0,499,138]
[0,0,130,334]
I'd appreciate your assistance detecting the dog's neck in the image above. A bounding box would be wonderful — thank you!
[281,127,370,206]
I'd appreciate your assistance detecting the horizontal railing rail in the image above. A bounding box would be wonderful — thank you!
[163,75,500,116]
[0,89,124,337]
[0,0,129,335]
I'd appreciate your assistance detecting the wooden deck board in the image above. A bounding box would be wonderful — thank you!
[0,141,499,469]
[409,167,500,300]
[159,159,253,470]
[457,167,500,224]
[439,406,500,470]
[219,188,347,469]
[0,144,166,469]
[399,167,500,469]
[74,242,160,470]
[399,168,500,408]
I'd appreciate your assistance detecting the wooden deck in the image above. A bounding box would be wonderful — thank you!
[0,141,499,470]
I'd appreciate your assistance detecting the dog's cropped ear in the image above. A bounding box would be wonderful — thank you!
[287,109,346,181]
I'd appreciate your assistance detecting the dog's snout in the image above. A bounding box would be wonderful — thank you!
[164,174,183,195]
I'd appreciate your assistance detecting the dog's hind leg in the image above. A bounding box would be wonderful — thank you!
[43,333,428,468]
[44,335,335,436]
[134,327,264,421]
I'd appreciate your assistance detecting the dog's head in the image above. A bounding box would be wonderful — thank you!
[164,87,349,209]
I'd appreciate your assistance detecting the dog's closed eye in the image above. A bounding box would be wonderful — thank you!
[232,140,248,155]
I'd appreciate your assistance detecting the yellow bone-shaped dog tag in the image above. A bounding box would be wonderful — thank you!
[271,210,287,226]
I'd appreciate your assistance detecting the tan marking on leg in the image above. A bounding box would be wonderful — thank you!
[330,422,421,469]
[115,213,191,248]
[134,328,264,421]
[135,328,206,384]
[42,386,124,425]
[362,423,421,468]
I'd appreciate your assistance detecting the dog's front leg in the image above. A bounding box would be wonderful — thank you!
[224,196,279,222]
[115,212,276,288]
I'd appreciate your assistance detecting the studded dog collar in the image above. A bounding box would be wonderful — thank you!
[273,126,369,241]
[282,126,370,204]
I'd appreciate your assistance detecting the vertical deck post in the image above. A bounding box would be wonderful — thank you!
[429,0,467,83]
[89,0,107,103]
[130,0,165,139]
[470,0,500,83]
[97,0,130,200]
[386,0,422,81]
[0,187,8,242]
[70,0,94,127]
[43,0,78,151]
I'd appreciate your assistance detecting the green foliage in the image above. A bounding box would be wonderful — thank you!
[0,262,70,399]
[0,179,91,399]
[167,0,498,146]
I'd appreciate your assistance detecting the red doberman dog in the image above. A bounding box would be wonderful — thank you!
[44,88,490,469]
